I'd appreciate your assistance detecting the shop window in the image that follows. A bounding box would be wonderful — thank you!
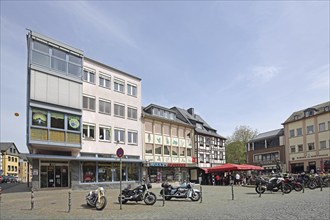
[68,115,81,131]
[98,163,112,182]
[82,162,96,183]
[127,163,139,181]
[114,162,126,181]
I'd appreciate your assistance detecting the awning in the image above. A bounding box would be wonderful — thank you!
[205,163,264,174]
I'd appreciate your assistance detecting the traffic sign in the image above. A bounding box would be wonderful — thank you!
[116,147,124,158]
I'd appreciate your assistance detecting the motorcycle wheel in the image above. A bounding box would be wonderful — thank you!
[281,184,292,194]
[144,192,157,205]
[190,192,200,201]
[308,181,317,190]
[95,196,107,211]
[255,186,265,194]
[118,197,128,204]
[294,184,303,192]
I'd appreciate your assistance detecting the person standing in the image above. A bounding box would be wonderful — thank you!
[215,174,220,185]
[235,173,241,185]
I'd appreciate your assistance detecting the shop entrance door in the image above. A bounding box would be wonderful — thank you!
[41,161,69,188]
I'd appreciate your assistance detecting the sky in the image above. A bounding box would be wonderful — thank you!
[1,1,329,153]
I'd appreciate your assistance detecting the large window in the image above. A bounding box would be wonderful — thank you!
[297,128,303,136]
[127,107,137,120]
[128,131,138,145]
[145,143,153,154]
[83,124,95,140]
[83,69,95,84]
[82,162,96,183]
[155,145,162,155]
[98,163,112,182]
[114,103,125,118]
[127,163,139,181]
[172,146,178,156]
[67,115,81,131]
[99,99,111,114]
[308,143,315,151]
[320,141,327,149]
[114,128,125,143]
[99,74,111,89]
[164,145,170,155]
[32,108,48,127]
[127,83,137,96]
[51,112,64,129]
[31,40,82,78]
[99,126,111,141]
[289,129,295,137]
[83,96,96,111]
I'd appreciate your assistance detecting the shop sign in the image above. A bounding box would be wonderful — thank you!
[150,162,166,167]
[168,163,186,167]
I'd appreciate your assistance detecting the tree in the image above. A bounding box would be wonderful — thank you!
[225,125,258,164]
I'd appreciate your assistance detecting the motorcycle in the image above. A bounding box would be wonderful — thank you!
[297,173,317,190]
[118,180,157,205]
[255,175,292,194]
[160,181,201,201]
[283,176,303,192]
[86,187,107,210]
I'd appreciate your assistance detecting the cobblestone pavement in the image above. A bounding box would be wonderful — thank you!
[0,183,329,220]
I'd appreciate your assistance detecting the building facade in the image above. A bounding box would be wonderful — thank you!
[18,154,32,183]
[246,129,285,173]
[142,104,195,183]
[171,107,226,181]
[26,31,143,189]
[0,142,20,177]
[283,102,330,173]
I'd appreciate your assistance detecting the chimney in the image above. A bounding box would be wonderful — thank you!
[187,108,194,115]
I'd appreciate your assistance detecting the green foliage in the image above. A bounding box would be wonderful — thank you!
[225,125,258,164]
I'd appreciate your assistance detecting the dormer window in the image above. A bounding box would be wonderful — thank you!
[324,106,329,112]
[304,108,315,117]
[196,123,203,129]
[294,115,299,120]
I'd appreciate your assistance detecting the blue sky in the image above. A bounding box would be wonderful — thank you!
[1,1,329,153]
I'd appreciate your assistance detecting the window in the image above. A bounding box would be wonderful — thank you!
[298,144,303,152]
[67,115,81,131]
[155,145,162,154]
[8,166,10,171]
[114,103,125,118]
[319,123,326,132]
[196,123,203,129]
[114,128,125,143]
[127,83,137,96]
[187,148,192,157]
[83,70,95,83]
[164,145,170,155]
[8,156,11,161]
[99,100,111,114]
[15,158,17,162]
[83,96,96,111]
[289,129,295,137]
[145,143,153,154]
[320,141,326,149]
[114,79,124,93]
[297,128,303,136]
[127,107,137,120]
[83,124,95,140]
[128,131,138,144]
[98,162,112,182]
[172,146,178,156]
[308,143,315,151]
[307,125,314,134]
[50,112,64,129]
[32,108,48,127]
[99,126,111,141]
[290,146,296,153]
[51,48,67,72]
[99,74,111,89]
[82,162,96,183]
[180,148,185,156]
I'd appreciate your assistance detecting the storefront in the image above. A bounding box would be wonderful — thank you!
[40,161,69,188]
[148,162,190,183]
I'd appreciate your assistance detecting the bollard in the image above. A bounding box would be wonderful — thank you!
[68,190,71,213]
[231,183,234,200]
[31,188,34,210]
[162,187,165,207]
[302,180,305,193]
[320,177,323,191]
[282,181,284,195]
[200,185,202,203]
[258,184,261,198]
[0,186,2,204]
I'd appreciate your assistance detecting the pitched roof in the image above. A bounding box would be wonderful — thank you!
[0,142,20,154]
[283,101,330,124]
[250,128,284,142]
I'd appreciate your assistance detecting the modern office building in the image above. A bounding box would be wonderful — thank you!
[26,31,143,189]
[283,102,330,173]
[246,129,286,173]
[142,104,195,183]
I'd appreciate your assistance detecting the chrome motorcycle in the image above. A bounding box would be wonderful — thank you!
[118,180,157,205]
[255,175,292,194]
[86,186,107,210]
[160,181,201,201]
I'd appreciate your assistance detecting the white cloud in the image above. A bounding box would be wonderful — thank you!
[248,66,280,86]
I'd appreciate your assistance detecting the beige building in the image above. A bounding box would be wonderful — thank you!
[283,102,330,173]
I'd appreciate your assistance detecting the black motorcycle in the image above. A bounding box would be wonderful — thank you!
[160,181,201,201]
[255,175,292,194]
[118,181,157,205]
